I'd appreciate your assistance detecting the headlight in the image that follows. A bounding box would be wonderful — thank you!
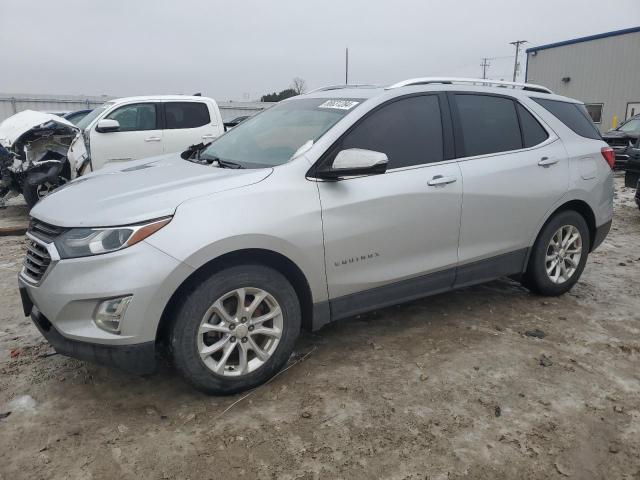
[55,217,171,259]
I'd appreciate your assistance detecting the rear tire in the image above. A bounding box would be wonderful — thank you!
[170,264,301,395]
[522,210,590,296]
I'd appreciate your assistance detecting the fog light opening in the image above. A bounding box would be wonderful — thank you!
[94,295,132,334]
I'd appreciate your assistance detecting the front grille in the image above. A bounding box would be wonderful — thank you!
[21,219,64,284]
[606,138,630,148]
[23,239,52,283]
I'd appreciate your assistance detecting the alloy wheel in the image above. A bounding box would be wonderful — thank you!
[545,225,583,284]
[197,287,283,376]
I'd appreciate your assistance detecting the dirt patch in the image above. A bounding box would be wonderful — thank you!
[1,177,639,479]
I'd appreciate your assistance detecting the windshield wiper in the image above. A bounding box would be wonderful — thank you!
[201,154,245,169]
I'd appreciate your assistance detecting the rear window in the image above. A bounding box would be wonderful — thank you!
[165,102,210,129]
[517,104,549,147]
[532,98,601,140]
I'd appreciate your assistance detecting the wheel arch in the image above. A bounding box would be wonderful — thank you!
[527,199,597,271]
[156,248,315,344]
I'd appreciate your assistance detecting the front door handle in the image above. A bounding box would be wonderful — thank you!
[202,134,216,140]
[144,137,161,142]
[538,156,558,167]
[428,175,457,186]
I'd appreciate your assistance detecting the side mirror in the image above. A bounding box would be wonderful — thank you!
[96,119,120,133]
[317,148,388,179]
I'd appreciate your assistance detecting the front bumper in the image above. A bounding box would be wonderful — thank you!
[19,239,192,346]
[29,306,156,374]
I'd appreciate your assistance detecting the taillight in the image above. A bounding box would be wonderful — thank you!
[601,146,615,169]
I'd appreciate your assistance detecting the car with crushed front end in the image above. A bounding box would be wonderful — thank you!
[19,78,614,394]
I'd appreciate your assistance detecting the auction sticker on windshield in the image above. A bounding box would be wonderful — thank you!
[318,100,360,110]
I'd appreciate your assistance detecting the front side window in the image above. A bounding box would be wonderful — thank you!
[532,98,601,140]
[106,103,157,132]
[165,102,210,129]
[455,94,522,157]
[201,98,361,168]
[333,95,444,168]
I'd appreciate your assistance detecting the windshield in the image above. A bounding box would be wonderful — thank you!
[76,103,114,130]
[619,118,640,134]
[201,97,363,167]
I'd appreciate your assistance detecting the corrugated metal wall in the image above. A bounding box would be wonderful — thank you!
[0,94,274,123]
[526,30,640,132]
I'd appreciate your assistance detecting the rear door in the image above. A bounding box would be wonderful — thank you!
[451,93,568,286]
[316,94,463,318]
[162,101,220,153]
[89,102,163,170]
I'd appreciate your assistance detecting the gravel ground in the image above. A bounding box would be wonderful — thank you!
[0,177,639,480]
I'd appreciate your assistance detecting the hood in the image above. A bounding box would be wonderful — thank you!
[0,110,78,149]
[30,153,273,227]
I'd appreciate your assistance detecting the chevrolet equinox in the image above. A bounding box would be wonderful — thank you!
[19,78,614,394]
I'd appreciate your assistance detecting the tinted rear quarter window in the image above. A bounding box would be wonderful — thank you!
[165,102,210,129]
[532,98,601,140]
[517,104,549,147]
[455,94,522,156]
[338,95,444,168]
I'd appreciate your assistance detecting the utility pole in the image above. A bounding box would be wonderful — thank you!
[481,57,491,79]
[510,40,527,82]
[345,47,349,84]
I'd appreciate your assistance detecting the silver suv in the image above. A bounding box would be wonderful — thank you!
[19,78,614,394]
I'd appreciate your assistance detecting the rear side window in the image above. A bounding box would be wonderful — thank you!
[455,94,522,156]
[164,102,210,129]
[517,104,549,147]
[532,98,601,140]
[337,95,444,168]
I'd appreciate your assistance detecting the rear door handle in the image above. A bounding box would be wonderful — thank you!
[428,175,457,186]
[144,137,161,142]
[538,156,558,167]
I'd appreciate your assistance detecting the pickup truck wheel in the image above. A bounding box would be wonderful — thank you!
[170,264,301,395]
[522,210,590,296]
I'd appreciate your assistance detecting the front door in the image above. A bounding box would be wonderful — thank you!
[316,94,463,319]
[90,102,163,170]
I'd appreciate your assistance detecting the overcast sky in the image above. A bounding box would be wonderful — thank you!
[1,0,639,101]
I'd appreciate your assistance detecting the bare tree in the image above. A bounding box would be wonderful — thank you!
[291,77,307,95]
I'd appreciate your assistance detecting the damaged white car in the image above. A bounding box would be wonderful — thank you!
[0,110,79,208]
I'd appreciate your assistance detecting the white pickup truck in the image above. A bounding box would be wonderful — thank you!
[68,95,225,175]
[0,95,226,207]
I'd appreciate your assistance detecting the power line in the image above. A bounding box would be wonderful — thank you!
[480,58,491,79]
[509,40,527,82]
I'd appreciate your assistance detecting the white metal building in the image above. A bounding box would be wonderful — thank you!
[526,26,640,133]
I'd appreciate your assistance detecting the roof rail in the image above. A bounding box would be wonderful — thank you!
[306,84,379,94]
[386,77,553,94]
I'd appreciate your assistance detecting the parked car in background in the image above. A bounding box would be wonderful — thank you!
[68,95,224,176]
[19,78,614,394]
[623,139,640,188]
[0,111,78,207]
[62,109,93,125]
[602,114,640,169]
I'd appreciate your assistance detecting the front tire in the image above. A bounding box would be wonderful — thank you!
[522,210,590,296]
[170,264,301,395]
